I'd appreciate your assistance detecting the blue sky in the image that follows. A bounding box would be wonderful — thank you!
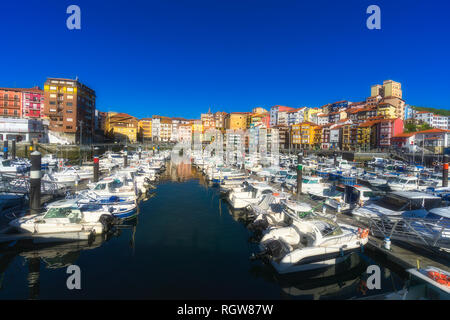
[1,0,449,119]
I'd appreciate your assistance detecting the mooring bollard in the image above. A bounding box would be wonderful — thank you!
[29,151,42,215]
[123,146,128,168]
[11,139,16,160]
[3,140,8,159]
[93,147,99,182]
[443,155,449,188]
[297,153,303,200]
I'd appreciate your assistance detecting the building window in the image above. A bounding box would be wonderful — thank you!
[66,126,73,129]
[49,101,56,105]
[3,110,7,115]
[66,102,73,106]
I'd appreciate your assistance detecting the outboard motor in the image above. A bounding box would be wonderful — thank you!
[248,216,269,232]
[99,214,115,231]
[251,238,289,261]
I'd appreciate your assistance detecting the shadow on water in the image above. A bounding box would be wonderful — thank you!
[0,162,408,299]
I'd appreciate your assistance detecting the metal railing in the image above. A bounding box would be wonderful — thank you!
[357,215,450,250]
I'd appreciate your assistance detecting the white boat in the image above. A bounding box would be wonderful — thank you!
[255,218,369,274]
[388,176,426,192]
[249,197,312,232]
[88,176,138,198]
[352,191,441,220]
[227,182,274,209]
[0,159,28,174]
[9,199,114,235]
[325,185,383,213]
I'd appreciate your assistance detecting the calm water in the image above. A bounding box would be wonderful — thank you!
[0,163,407,299]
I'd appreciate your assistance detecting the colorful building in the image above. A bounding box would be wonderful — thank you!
[43,78,96,144]
[0,88,23,118]
[225,112,248,130]
[138,118,152,142]
[105,112,138,143]
[291,121,321,149]
[269,105,295,126]
[377,102,397,118]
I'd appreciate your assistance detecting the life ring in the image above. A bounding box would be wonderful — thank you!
[272,193,280,196]
[432,162,437,166]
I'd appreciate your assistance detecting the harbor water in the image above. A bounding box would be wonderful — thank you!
[0,163,408,300]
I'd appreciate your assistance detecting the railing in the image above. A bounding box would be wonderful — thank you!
[357,215,450,250]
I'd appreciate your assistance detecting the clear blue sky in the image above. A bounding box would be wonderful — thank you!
[1,0,449,119]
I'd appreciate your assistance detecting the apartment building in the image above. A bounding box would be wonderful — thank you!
[225,112,249,130]
[178,123,193,142]
[287,107,306,125]
[269,105,295,126]
[43,78,95,144]
[415,111,449,130]
[0,88,23,118]
[160,117,173,142]
[105,112,138,143]
[138,118,152,142]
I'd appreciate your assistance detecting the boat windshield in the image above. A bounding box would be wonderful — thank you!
[44,207,81,222]
[2,160,11,167]
[108,179,124,189]
[94,183,107,190]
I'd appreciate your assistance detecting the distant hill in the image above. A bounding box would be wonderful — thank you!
[411,106,450,116]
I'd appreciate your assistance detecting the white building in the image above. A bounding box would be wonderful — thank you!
[329,126,341,150]
[151,118,161,141]
[0,118,48,142]
[287,107,306,125]
[414,111,449,130]
[178,124,192,142]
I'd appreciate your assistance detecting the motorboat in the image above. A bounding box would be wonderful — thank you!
[9,199,114,235]
[0,159,28,174]
[352,191,441,220]
[254,217,369,274]
[227,182,274,209]
[388,176,427,192]
[325,185,383,213]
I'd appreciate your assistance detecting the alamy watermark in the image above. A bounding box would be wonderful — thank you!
[366,5,381,30]
[170,128,280,166]
[66,5,81,30]
[66,265,81,290]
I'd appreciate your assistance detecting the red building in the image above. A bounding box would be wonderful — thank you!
[376,118,404,148]
[22,87,44,118]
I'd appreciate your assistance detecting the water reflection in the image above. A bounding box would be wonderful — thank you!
[0,162,409,299]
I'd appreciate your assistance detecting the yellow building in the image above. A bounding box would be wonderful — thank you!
[138,118,152,141]
[160,117,172,142]
[303,108,321,122]
[383,80,402,99]
[225,112,249,130]
[105,112,138,143]
[357,121,375,150]
[377,103,397,118]
[370,80,402,99]
[291,122,320,149]
[192,119,203,142]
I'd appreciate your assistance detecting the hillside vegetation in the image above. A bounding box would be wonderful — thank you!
[411,106,450,116]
